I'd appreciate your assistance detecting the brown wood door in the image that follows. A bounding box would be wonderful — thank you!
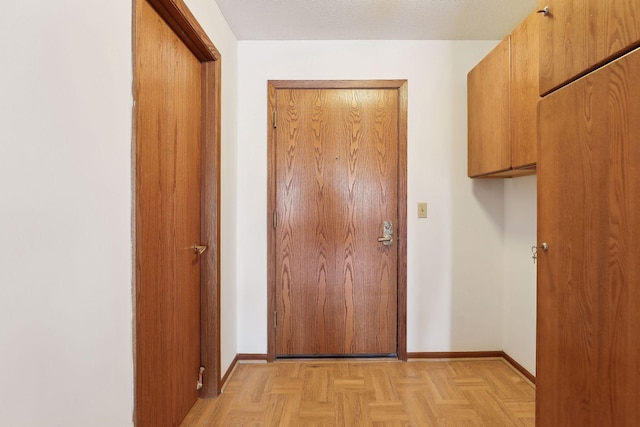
[538,0,640,95]
[135,0,203,424]
[537,48,640,425]
[273,87,399,356]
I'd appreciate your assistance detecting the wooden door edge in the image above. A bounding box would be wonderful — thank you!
[266,82,278,362]
[199,58,222,398]
[266,80,408,361]
[396,80,408,361]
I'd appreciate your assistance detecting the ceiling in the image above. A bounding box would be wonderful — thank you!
[213,0,538,41]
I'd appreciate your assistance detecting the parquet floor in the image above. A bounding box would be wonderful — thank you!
[181,358,535,426]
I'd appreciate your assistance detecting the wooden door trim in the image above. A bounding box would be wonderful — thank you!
[133,0,222,405]
[199,58,222,397]
[266,80,408,361]
[143,0,220,62]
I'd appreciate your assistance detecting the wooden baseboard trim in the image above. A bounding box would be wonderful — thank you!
[407,351,504,359]
[500,351,536,385]
[238,353,269,361]
[220,354,239,390]
[219,354,269,393]
[222,352,535,389]
[407,351,535,385]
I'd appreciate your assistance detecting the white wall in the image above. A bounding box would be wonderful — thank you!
[236,40,508,354]
[0,1,238,425]
[0,1,133,425]
[185,0,239,383]
[503,176,537,374]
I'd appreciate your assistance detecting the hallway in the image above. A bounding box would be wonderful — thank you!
[182,358,535,426]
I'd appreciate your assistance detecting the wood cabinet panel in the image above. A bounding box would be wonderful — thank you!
[537,47,640,426]
[468,12,539,178]
[467,37,511,177]
[511,12,539,169]
[539,0,640,94]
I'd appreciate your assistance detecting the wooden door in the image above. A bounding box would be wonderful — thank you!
[537,48,640,425]
[272,85,403,356]
[135,0,209,425]
[538,0,640,95]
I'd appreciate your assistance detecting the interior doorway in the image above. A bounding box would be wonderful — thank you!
[133,0,221,425]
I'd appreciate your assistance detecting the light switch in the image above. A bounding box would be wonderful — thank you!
[418,202,427,218]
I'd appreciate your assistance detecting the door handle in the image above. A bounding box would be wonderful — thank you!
[536,6,550,16]
[192,244,207,255]
[378,221,394,246]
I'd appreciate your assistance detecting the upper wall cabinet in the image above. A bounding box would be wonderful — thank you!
[467,37,510,178]
[467,12,539,178]
[511,12,539,171]
[538,0,640,95]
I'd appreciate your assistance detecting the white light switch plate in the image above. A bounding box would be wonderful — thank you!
[418,202,427,218]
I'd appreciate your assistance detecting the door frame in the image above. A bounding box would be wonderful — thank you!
[266,80,408,361]
[133,0,222,403]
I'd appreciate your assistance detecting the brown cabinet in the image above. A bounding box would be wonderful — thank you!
[538,0,640,95]
[537,46,640,426]
[510,13,539,170]
[467,37,510,178]
[467,13,539,178]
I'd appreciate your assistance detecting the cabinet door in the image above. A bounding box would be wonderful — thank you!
[537,48,640,426]
[467,37,511,178]
[539,0,640,94]
[511,12,539,169]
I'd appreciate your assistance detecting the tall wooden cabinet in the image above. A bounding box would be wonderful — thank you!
[467,12,539,178]
[536,0,640,423]
[537,47,640,425]
[538,0,640,94]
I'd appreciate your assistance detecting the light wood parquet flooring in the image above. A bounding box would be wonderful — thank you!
[181,358,535,426]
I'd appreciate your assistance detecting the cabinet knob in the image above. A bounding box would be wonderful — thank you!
[531,243,549,264]
[537,6,550,16]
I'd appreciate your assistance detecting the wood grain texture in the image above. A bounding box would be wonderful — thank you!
[269,80,408,90]
[407,351,538,383]
[267,82,278,362]
[500,352,536,385]
[134,0,202,424]
[511,11,539,170]
[467,37,512,177]
[474,168,537,179]
[395,81,408,361]
[538,0,640,95]
[146,0,220,62]
[199,58,222,398]
[407,351,504,359]
[268,81,407,362]
[537,47,640,426]
[275,88,398,356]
[180,359,535,426]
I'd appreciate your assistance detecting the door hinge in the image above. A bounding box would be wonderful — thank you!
[273,110,277,128]
[273,311,277,329]
[196,366,205,390]
[273,211,277,229]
